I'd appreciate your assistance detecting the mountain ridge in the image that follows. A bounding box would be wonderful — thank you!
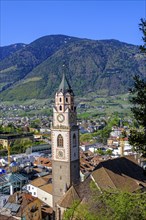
[0,34,145,101]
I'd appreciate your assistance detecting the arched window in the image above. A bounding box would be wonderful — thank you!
[66,97,68,103]
[59,98,62,102]
[59,105,62,111]
[57,134,63,147]
[73,134,76,147]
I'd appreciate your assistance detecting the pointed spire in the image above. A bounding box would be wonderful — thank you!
[58,65,74,95]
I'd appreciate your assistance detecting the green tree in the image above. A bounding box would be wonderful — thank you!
[97,189,146,220]
[63,201,80,220]
[139,18,146,53]
[30,119,41,129]
[11,139,33,154]
[63,181,146,220]
[63,200,97,220]
[129,75,146,156]
[129,19,146,156]
[106,148,113,155]
[95,148,105,155]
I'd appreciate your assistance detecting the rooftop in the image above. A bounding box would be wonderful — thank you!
[91,155,146,192]
[40,183,53,194]
[58,73,73,95]
[58,185,81,208]
[30,174,52,188]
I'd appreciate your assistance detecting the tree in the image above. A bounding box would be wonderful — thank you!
[139,18,146,53]
[129,75,146,156]
[63,181,146,220]
[128,19,146,156]
[96,189,146,220]
[11,139,33,154]
[30,119,41,129]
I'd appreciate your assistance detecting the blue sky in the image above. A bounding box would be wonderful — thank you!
[0,0,145,46]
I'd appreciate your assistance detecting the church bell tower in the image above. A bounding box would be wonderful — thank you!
[51,72,80,211]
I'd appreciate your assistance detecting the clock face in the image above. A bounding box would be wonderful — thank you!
[57,150,64,159]
[57,114,65,122]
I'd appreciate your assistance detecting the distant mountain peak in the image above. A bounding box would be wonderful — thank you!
[0,35,145,101]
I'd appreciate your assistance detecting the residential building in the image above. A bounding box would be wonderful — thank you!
[26,175,53,207]
[4,192,42,220]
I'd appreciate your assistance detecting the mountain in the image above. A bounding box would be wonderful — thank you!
[0,35,145,101]
[0,43,26,61]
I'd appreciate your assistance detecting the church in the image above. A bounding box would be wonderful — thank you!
[50,72,146,220]
[51,73,80,219]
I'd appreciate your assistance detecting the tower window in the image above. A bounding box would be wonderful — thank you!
[59,105,62,111]
[57,134,63,147]
[59,98,62,102]
[60,176,62,180]
[71,106,74,111]
[66,97,68,103]
[73,134,76,147]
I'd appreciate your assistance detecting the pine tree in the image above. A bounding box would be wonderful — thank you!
[129,19,146,156]
[139,18,146,53]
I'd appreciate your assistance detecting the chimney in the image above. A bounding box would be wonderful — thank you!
[10,185,13,195]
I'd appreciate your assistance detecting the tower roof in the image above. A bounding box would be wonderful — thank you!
[58,73,74,95]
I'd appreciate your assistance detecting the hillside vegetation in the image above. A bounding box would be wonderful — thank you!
[0,35,145,101]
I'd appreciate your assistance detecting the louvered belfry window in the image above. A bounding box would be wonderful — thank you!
[59,105,62,111]
[73,133,76,147]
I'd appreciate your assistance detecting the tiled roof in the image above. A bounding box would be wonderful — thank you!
[91,156,146,192]
[7,192,40,217]
[58,186,81,208]
[30,177,47,187]
[8,192,36,204]
[75,176,93,202]
[30,174,52,187]
[34,157,52,167]
[40,183,53,194]
[0,214,16,220]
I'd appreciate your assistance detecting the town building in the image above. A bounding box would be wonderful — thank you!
[3,191,42,220]
[0,133,33,148]
[26,174,53,207]
[91,155,146,192]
